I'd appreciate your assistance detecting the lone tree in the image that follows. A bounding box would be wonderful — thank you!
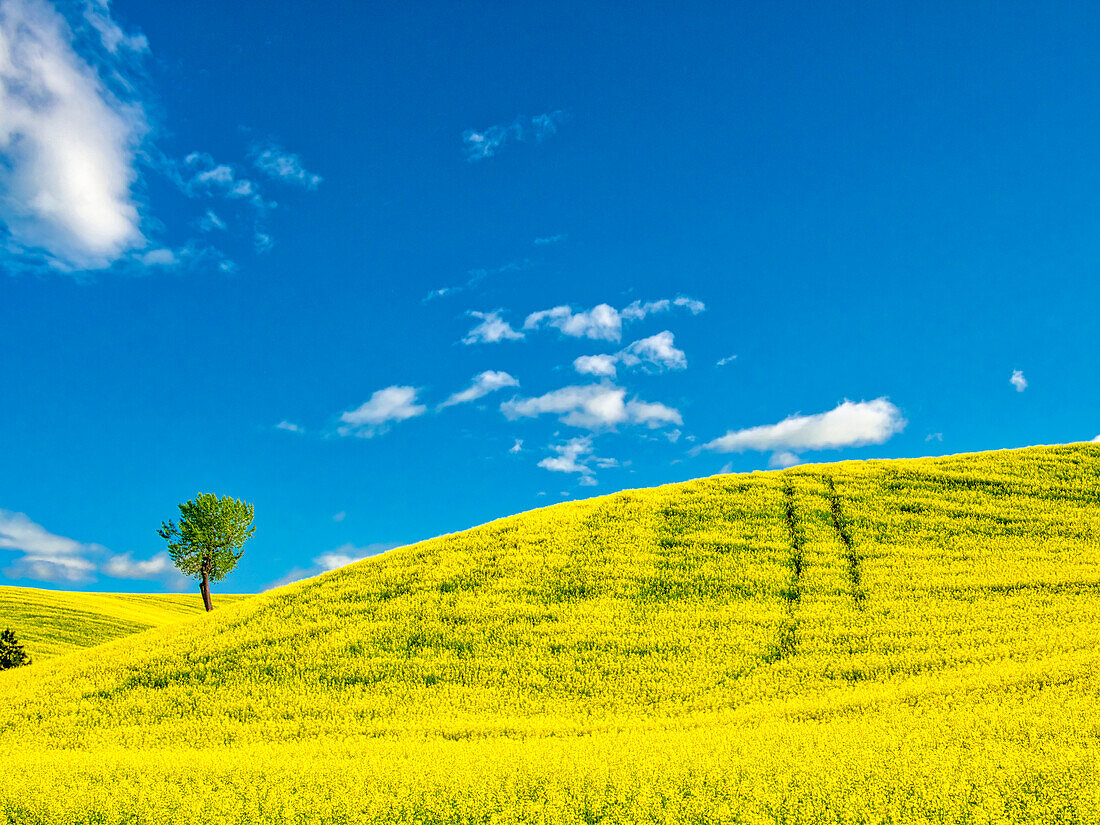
[158,493,255,611]
[0,629,30,670]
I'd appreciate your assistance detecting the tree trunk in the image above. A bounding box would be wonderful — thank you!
[200,568,213,612]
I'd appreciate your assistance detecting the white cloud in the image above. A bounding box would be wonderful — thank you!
[462,110,565,161]
[501,383,682,430]
[101,550,173,580]
[925,432,943,442]
[0,509,100,582]
[533,233,566,245]
[716,354,737,367]
[573,354,619,377]
[525,296,705,344]
[180,152,260,200]
[620,331,686,371]
[701,398,906,454]
[1010,370,1028,392]
[673,296,706,314]
[198,210,225,232]
[0,508,181,587]
[620,299,669,321]
[332,511,346,522]
[538,436,595,479]
[339,386,426,438]
[251,143,322,189]
[462,311,525,344]
[440,370,519,408]
[82,0,148,54]
[275,420,302,433]
[574,331,687,377]
[139,248,178,267]
[768,451,802,469]
[265,542,398,590]
[525,303,622,342]
[0,0,149,270]
[1092,434,1100,443]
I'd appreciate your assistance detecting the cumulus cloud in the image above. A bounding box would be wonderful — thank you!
[524,296,704,344]
[525,303,621,341]
[501,383,681,430]
[509,438,524,454]
[617,330,686,370]
[1010,370,1028,392]
[0,508,181,586]
[700,399,906,459]
[440,370,519,408]
[462,110,566,161]
[539,435,594,475]
[573,354,619,377]
[462,311,525,344]
[339,386,426,437]
[275,420,302,433]
[250,143,322,189]
[573,331,687,377]
[0,0,149,270]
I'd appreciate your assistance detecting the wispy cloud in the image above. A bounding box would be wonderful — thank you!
[462,310,525,344]
[524,296,704,344]
[768,451,801,469]
[275,420,303,433]
[0,0,149,271]
[425,258,535,302]
[502,383,681,431]
[266,542,399,590]
[700,398,906,468]
[250,142,322,189]
[925,432,943,442]
[716,354,737,367]
[1010,370,1028,392]
[573,331,686,377]
[440,371,519,409]
[538,436,599,485]
[0,508,183,587]
[462,110,566,161]
[338,386,427,438]
[533,233,566,245]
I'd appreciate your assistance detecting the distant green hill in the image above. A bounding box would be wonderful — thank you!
[1,444,1098,823]
[0,586,250,660]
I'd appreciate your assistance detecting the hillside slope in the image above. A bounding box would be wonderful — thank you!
[0,587,251,661]
[1,444,1098,823]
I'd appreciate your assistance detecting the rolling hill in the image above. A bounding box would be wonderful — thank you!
[1,444,1099,823]
[0,587,251,661]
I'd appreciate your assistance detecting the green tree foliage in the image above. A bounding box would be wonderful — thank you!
[0,629,30,670]
[158,494,255,611]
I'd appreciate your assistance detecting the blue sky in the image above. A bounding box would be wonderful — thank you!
[1,0,1098,593]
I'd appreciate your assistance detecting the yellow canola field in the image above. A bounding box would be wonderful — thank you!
[1,444,1099,823]
[0,587,251,661]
